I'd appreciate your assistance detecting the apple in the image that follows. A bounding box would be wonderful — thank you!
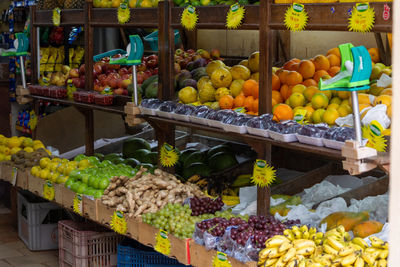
[187,49,195,54]
[152,68,158,75]
[211,48,220,59]
[137,71,144,84]
[69,69,80,78]
[118,67,129,76]
[121,79,131,89]
[116,78,123,88]
[94,63,103,75]
[122,89,128,96]
[79,64,85,75]
[137,63,146,72]
[114,88,124,95]
[192,54,202,61]
[72,78,81,88]
[146,59,157,68]
[121,74,131,80]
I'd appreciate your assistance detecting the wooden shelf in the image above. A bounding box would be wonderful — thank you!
[171,5,260,29]
[28,95,126,115]
[32,9,85,26]
[90,7,158,28]
[269,2,392,32]
[143,115,343,160]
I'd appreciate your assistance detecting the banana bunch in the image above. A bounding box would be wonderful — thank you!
[231,174,253,188]
[187,175,208,190]
[283,225,324,246]
[258,235,316,267]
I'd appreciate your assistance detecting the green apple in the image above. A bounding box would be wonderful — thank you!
[77,183,88,194]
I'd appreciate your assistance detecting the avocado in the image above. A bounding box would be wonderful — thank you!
[111,157,125,165]
[142,151,158,165]
[124,158,140,168]
[183,162,210,180]
[183,151,205,168]
[141,163,156,173]
[104,153,121,161]
[179,148,198,163]
[131,149,151,161]
[122,137,151,158]
[94,153,104,161]
[206,144,232,159]
[145,82,158,98]
[208,151,238,172]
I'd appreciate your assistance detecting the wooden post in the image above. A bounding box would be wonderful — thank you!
[388,0,399,262]
[30,6,38,84]
[85,1,94,91]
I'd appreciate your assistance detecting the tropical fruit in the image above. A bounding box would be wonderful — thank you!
[353,220,384,238]
[302,78,317,87]
[326,47,341,59]
[288,93,306,108]
[215,87,231,101]
[229,65,251,80]
[229,79,245,97]
[272,73,281,91]
[277,69,289,84]
[322,108,339,125]
[311,109,326,123]
[311,93,329,109]
[313,70,329,82]
[368,48,380,63]
[298,60,315,79]
[286,71,303,86]
[234,94,246,108]
[374,95,392,106]
[313,55,330,71]
[327,54,340,67]
[248,51,259,73]
[179,86,198,104]
[198,82,216,103]
[320,211,370,231]
[219,95,234,109]
[292,84,306,94]
[369,83,385,96]
[206,60,225,76]
[337,90,351,99]
[243,96,255,112]
[242,79,258,97]
[272,104,293,122]
[280,84,292,100]
[211,68,232,88]
[250,72,259,81]
[197,76,210,89]
[328,66,341,77]
[239,59,249,67]
[272,90,283,104]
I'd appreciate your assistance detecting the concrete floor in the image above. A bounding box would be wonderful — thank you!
[0,205,58,267]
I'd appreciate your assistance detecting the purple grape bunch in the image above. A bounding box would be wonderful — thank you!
[189,196,224,216]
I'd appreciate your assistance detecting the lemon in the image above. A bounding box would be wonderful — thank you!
[3,147,10,155]
[78,159,90,169]
[311,109,326,124]
[322,108,339,125]
[22,138,34,148]
[34,144,45,150]
[31,166,40,176]
[4,155,11,161]
[63,166,75,176]
[40,169,50,180]
[327,103,339,110]
[68,161,78,168]
[52,157,62,163]
[51,172,59,183]
[0,145,5,153]
[289,93,306,108]
[10,147,21,155]
[292,84,306,94]
[311,93,329,109]
[337,91,350,100]
[338,104,352,117]
[57,164,66,174]
[33,140,43,146]
[48,162,59,172]
[330,97,342,105]
[215,87,231,101]
[24,147,34,153]
[340,99,350,107]
[40,157,51,169]
[8,137,22,148]
[178,86,198,104]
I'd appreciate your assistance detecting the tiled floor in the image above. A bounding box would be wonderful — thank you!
[0,205,58,267]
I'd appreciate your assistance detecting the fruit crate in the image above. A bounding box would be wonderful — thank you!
[17,190,69,251]
[59,220,123,267]
[117,238,186,267]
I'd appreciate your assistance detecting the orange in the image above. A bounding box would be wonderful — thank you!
[272,73,281,91]
[286,71,303,86]
[242,79,258,97]
[252,98,259,113]
[288,63,299,71]
[302,78,317,87]
[272,90,283,104]
[252,83,259,99]
[326,47,341,59]
[327,54,340,67]
[273,104,294,122]
[298,60,315,79]
[243,96,255,112]
[368,48,380,63]
[282,58,300,70]
[219,95,234,109]
[328,66,341,77]
[313,70,329,82]
[272,98,278,107]
[278,70,290,84]
[313,55,330,71]
[292,58,301,63]
[233,94,246,108]
[280,84,293,101]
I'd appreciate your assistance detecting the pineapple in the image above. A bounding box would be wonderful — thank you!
[64,0,84,9]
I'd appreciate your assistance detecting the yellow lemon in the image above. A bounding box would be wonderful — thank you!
[311,93,329,109]
[3,147,10,155]
[337,104,353,117]
[311,109,326,124]
[322,108,339,125]
[52,157,62,163]
[24,147,34,153]
[22,138,34,147]
[337,91,351,100]
[292,84,307,94]
[327,103,339,110]
[39,169,50,180]
[51,172,59,183]
[8,137,22,148]
[330,97,342,105]
[4,155,11,161]
[289,93,306,108]
[39,157,51,169]
[78,159,91,169]
[34,144,45,150]
[31,166,40,176]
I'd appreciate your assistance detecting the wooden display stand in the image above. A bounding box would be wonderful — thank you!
[342,140,378,175]
[124,102,144,126]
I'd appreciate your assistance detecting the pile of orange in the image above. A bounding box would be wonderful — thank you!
[220,79,259,115]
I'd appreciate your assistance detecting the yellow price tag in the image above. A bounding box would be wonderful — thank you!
[110,211,128,235]
[43,181,55,201]
[362,122,387,152]
[251,159,276,188]
[118,0,131,24]
[160,143,179,167]
[213,251,232,267]
[284,3,308,32]
[348,3,375,33]
[73,194,83,215]
[226,4,245,29]
[52,8,61,27]
[294,109,308,124]
[181,5,198,30]
[155,230,171,256]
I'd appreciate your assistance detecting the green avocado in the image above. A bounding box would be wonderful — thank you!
[179,148,198,163]
[206,144,232,159]
[208,151,238,172]
[183,162,211,180]
[183,151,205,168]
[122,137,151,158]
[104,153,121,161]
[111,157,125,165]
[124,158,140,168]
[142,151,158,165]
[131,149,151,161]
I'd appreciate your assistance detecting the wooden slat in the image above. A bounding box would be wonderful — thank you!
[90,8,158,28]
[33,9,85,26]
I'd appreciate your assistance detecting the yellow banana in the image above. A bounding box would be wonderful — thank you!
[296,246,315,256]
[354,256,365,267]
[282,247,296,262]
[274,256,286,267]
[366,247,381,254]
[292,225,300,232]
[293,239,315,249]
[300,225,308,232]
[312,255,331,266]
[283,229,295,241]
[349,243,364,252]
[315,232,324,239]
[323,243,338,255]
[314,238,323,246]
[265,236,289,248]
[362,252,378,265]
[341,252,358,265]
[313,245,323,257]
[378,259,387,267]
[293,229,302,239]
[309,227,317,235]
[379,249,388,259]
[344,232,351,241]
[352,237,368,249]
[263,258,278,266]
[337,225,346,234]
[370,236,387,249]
[278,241,292,253]
[327,236,345,250]
[332,256,343,266]
[338,245,355,257]
[257,258,266,266]
[307,263,323,267]
[286,259,298,267]
[259,247,278,258]
[298,260,306,267]
[302,231,310,240]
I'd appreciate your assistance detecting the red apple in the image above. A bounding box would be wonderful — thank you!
[210,48,221,59]
[94,63,103,74]
[121,79,131,89]
[72,78,80,88]
[137,71,144,84]
[147,59,157,68]
[118,67,129,76]
[116,78,123,88]
[152,68,159,75]
[109,78,118,89]
[69,69,80,78]
[143,70,152,80]
[114,88,124,95]
[121,74,132,80]
[137,63,146,72]
[122,89,128,96]
[187,49,195,54]
[79,64,85,75]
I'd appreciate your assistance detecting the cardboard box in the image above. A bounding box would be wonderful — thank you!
[1,164,12,183]
[61,186,75,210]
[126,216,139,240]
[137,221,159,248]
[16,169,29,190]
[28,176,44,196]
[96,201,114,227]
[83,196,98,221]
[169,235,191,265]
[53,183,63,204]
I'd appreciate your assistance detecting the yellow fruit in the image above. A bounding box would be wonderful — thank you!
[22,138,34,148]
[31,166,40,176]
[4,155,11,161]
[292,84,306,94]
[211,68,232,88]
[341,99,350,107]
[51,172,59,183]
[78,159,90,169]
[289,93,306,108]
[48,162,59,172]
[369,83,385,96]
[380,88,392,96]
[303,86,320,102]
[57,164,66,174]
[140,0,152,7]
[39,157,51,169]
[206,60,225,76]
[327,103,339,110]
[358,93,373,105]
[215,87,231,101]
[370,65,384,80]
[0,154,5,161]
[3,147,10,155]
[239,59,249,68]
[10,147,21,155]
[229,65,251,80]
[250,72,259,81]
[210,102,220,110]
[322,108,339,125]
[52,157,62,162]
[24,147,34,153]
[197,76,210,90]
[303,106,315,121]
[311,93,329,109]
[8,137,22,148]
[321,90,332,100]
[63,166,75,176]
[230,80,245,98]
[34,144,45,150]
[33,140,43,146]
[198,82,216,103]
[312,109,326,123]
[248,51,259,73]
[128,0,137,7]
[40,169,50,180]
[45,149,52,155]
[338,104,353,117]
[178,86,198,104]
[374,95,392,106]
[337,91,351,99]
[359,104,371,113]
[61,158,69,163]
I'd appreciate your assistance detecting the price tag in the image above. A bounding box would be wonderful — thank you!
[160,143,179,167]
[251,160,276,188]
[73,194,83,215]
[348,3,375,32]
[213,251,232,267]
[155,230,171,256]
[294,108,308,124]
[181,5,198,30]
[362,121,387,152]
[52,8,61,26]
[382,4,390,21]
[226,4,245,29]
[118,0,131,24]
[284,3,308,32]
[11,167,17,186]
[110,211,127,234]
[43,180,55,201]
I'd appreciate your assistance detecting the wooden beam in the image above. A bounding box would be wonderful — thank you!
[85,1,94,91]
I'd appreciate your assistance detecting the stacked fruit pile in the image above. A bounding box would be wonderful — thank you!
[0,136,48,162]
[173,0,260,7]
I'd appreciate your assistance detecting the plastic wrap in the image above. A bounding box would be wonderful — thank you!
[301,180,351,208]
[174,104,196,115]
[298,124,329,138]
[348,194,389,223]
[158,101,179,112]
